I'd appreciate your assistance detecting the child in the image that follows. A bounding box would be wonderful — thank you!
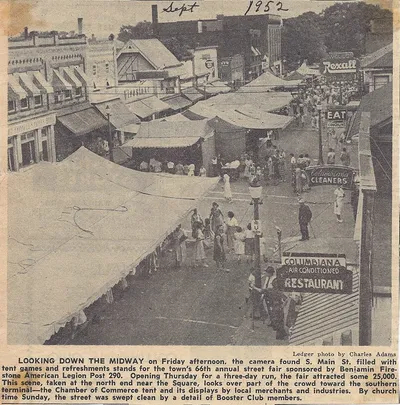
[234,226,246,263]
[244,223,255,263]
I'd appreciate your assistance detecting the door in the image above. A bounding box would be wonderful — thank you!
[42,140,49,161]
[21,140,36,166]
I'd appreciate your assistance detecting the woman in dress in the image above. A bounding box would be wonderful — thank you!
[234,226,246,263]
[210,202,224,234]
[193,222,208,267]
[223,173,233,203]
[173,225,187,268]
[334,185,345,223]
[214,225,228,272]
[188,163,195,176]
[243,156,252,180]
[244,223,255,263]
[226,211,239,252]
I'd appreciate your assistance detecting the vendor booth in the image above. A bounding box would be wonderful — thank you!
[7,148,217,344]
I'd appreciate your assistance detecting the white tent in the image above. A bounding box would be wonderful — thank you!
[240,71,303,91]
[8,148,218,344]
[296,61,321,76]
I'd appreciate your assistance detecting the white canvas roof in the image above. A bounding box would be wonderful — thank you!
[8,148,218,344]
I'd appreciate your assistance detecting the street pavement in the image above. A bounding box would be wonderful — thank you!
[68,118,359,346]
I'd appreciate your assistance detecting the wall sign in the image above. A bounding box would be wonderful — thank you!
[305,165,355,188]
[277,252,352,295]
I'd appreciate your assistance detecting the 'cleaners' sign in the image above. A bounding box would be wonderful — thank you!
[277,253,353,294]
[305,165,355,188]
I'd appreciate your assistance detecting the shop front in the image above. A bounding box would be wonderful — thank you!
[8,112,57,171]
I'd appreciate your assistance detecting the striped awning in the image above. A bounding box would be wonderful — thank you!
[162,94,192,111]
[32,71,54,94]
[57,107,108,136]
[289,270,359,346]
[52,69,73,90]
[73,66,89,86]
[18,72,41,96]
[8,74,27,100]
[61,67,83,88]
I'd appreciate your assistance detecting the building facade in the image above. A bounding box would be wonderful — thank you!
[86,37,119,100]
[7,31,90,170]
[154,8,282,84]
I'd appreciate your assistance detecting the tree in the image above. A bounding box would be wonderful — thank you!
[160,37,193,61]
[117,21,153,42]
[282,12,327,71]
[321,2,392,56]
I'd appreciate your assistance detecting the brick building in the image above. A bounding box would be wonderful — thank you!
[153,6,282,84]
[7,28,95,170]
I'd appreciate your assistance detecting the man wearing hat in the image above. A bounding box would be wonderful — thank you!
[298,199,312,241]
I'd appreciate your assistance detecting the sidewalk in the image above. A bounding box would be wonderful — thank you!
[231,119,360,345]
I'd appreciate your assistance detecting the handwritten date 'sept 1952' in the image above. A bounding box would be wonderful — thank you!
[162,1,200,17]
[244,0,289,15]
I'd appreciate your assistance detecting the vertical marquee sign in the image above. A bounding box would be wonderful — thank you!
[276,252,353,295]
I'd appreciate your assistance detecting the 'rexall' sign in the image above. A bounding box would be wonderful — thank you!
[276,253,353,295]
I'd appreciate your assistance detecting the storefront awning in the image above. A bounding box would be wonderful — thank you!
[203,81,231,95]
[32,71,54,94]
[182,87,204,102]
[8,74,27,100]
[73,66,90,86]
[18,72,41,96]
[57,107,108,136]
[127,96,171,119]
[125,136,200,149]
[52,69,73,90]
[94,98,141,130]
[162,94,192,111]
[61,67,83,88]
[289,271,359,346]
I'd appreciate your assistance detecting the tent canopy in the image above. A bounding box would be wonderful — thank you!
[241,71,303,91]
[296,61,321,76]
[8,148,218,344]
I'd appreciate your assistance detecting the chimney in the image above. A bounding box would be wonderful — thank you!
[78,17,83,35]
[152,5,159,37]
[24,27,29,39]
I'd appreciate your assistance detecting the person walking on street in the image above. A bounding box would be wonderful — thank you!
[199,165,207,177]
[209,202,224,234]
[340,147,351,166]
[191,208,204,238]
[214,225,229,272]
[234,226,246,263]
[334,185,345,223]
[327,148,336,165]
[244,223,255,263]
[226,211,239,252]
[298,199,312,241]
[193,223,208,267]
[173,225,187,268]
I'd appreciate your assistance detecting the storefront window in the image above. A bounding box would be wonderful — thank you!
[8,100,16,113]
[34,95,42,107]
[54,91,63,104]
[20,97,29,110]
[75,87,82,97]
[373,75,389,91]
[64,90,72,100]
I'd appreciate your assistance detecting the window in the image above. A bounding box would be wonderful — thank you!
[8,100,16,113]
[374,75,389,91]
[20,97,29,110]
[34,95,42,107]
[64,90,72,100]
[54,91,63,104]
[105,63,109,74]
[93,64,97,76]
[75,87,82,97]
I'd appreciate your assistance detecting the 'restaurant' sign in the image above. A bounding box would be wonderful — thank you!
[305,165,354,188]
[277,253,353,295]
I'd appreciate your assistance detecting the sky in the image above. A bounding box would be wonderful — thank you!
[24,0,329,38]
[14,0,391,39]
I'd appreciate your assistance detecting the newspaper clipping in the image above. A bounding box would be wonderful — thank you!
[0,0,398,404]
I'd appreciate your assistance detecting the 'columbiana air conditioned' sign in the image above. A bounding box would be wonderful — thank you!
[276,253,353,294]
